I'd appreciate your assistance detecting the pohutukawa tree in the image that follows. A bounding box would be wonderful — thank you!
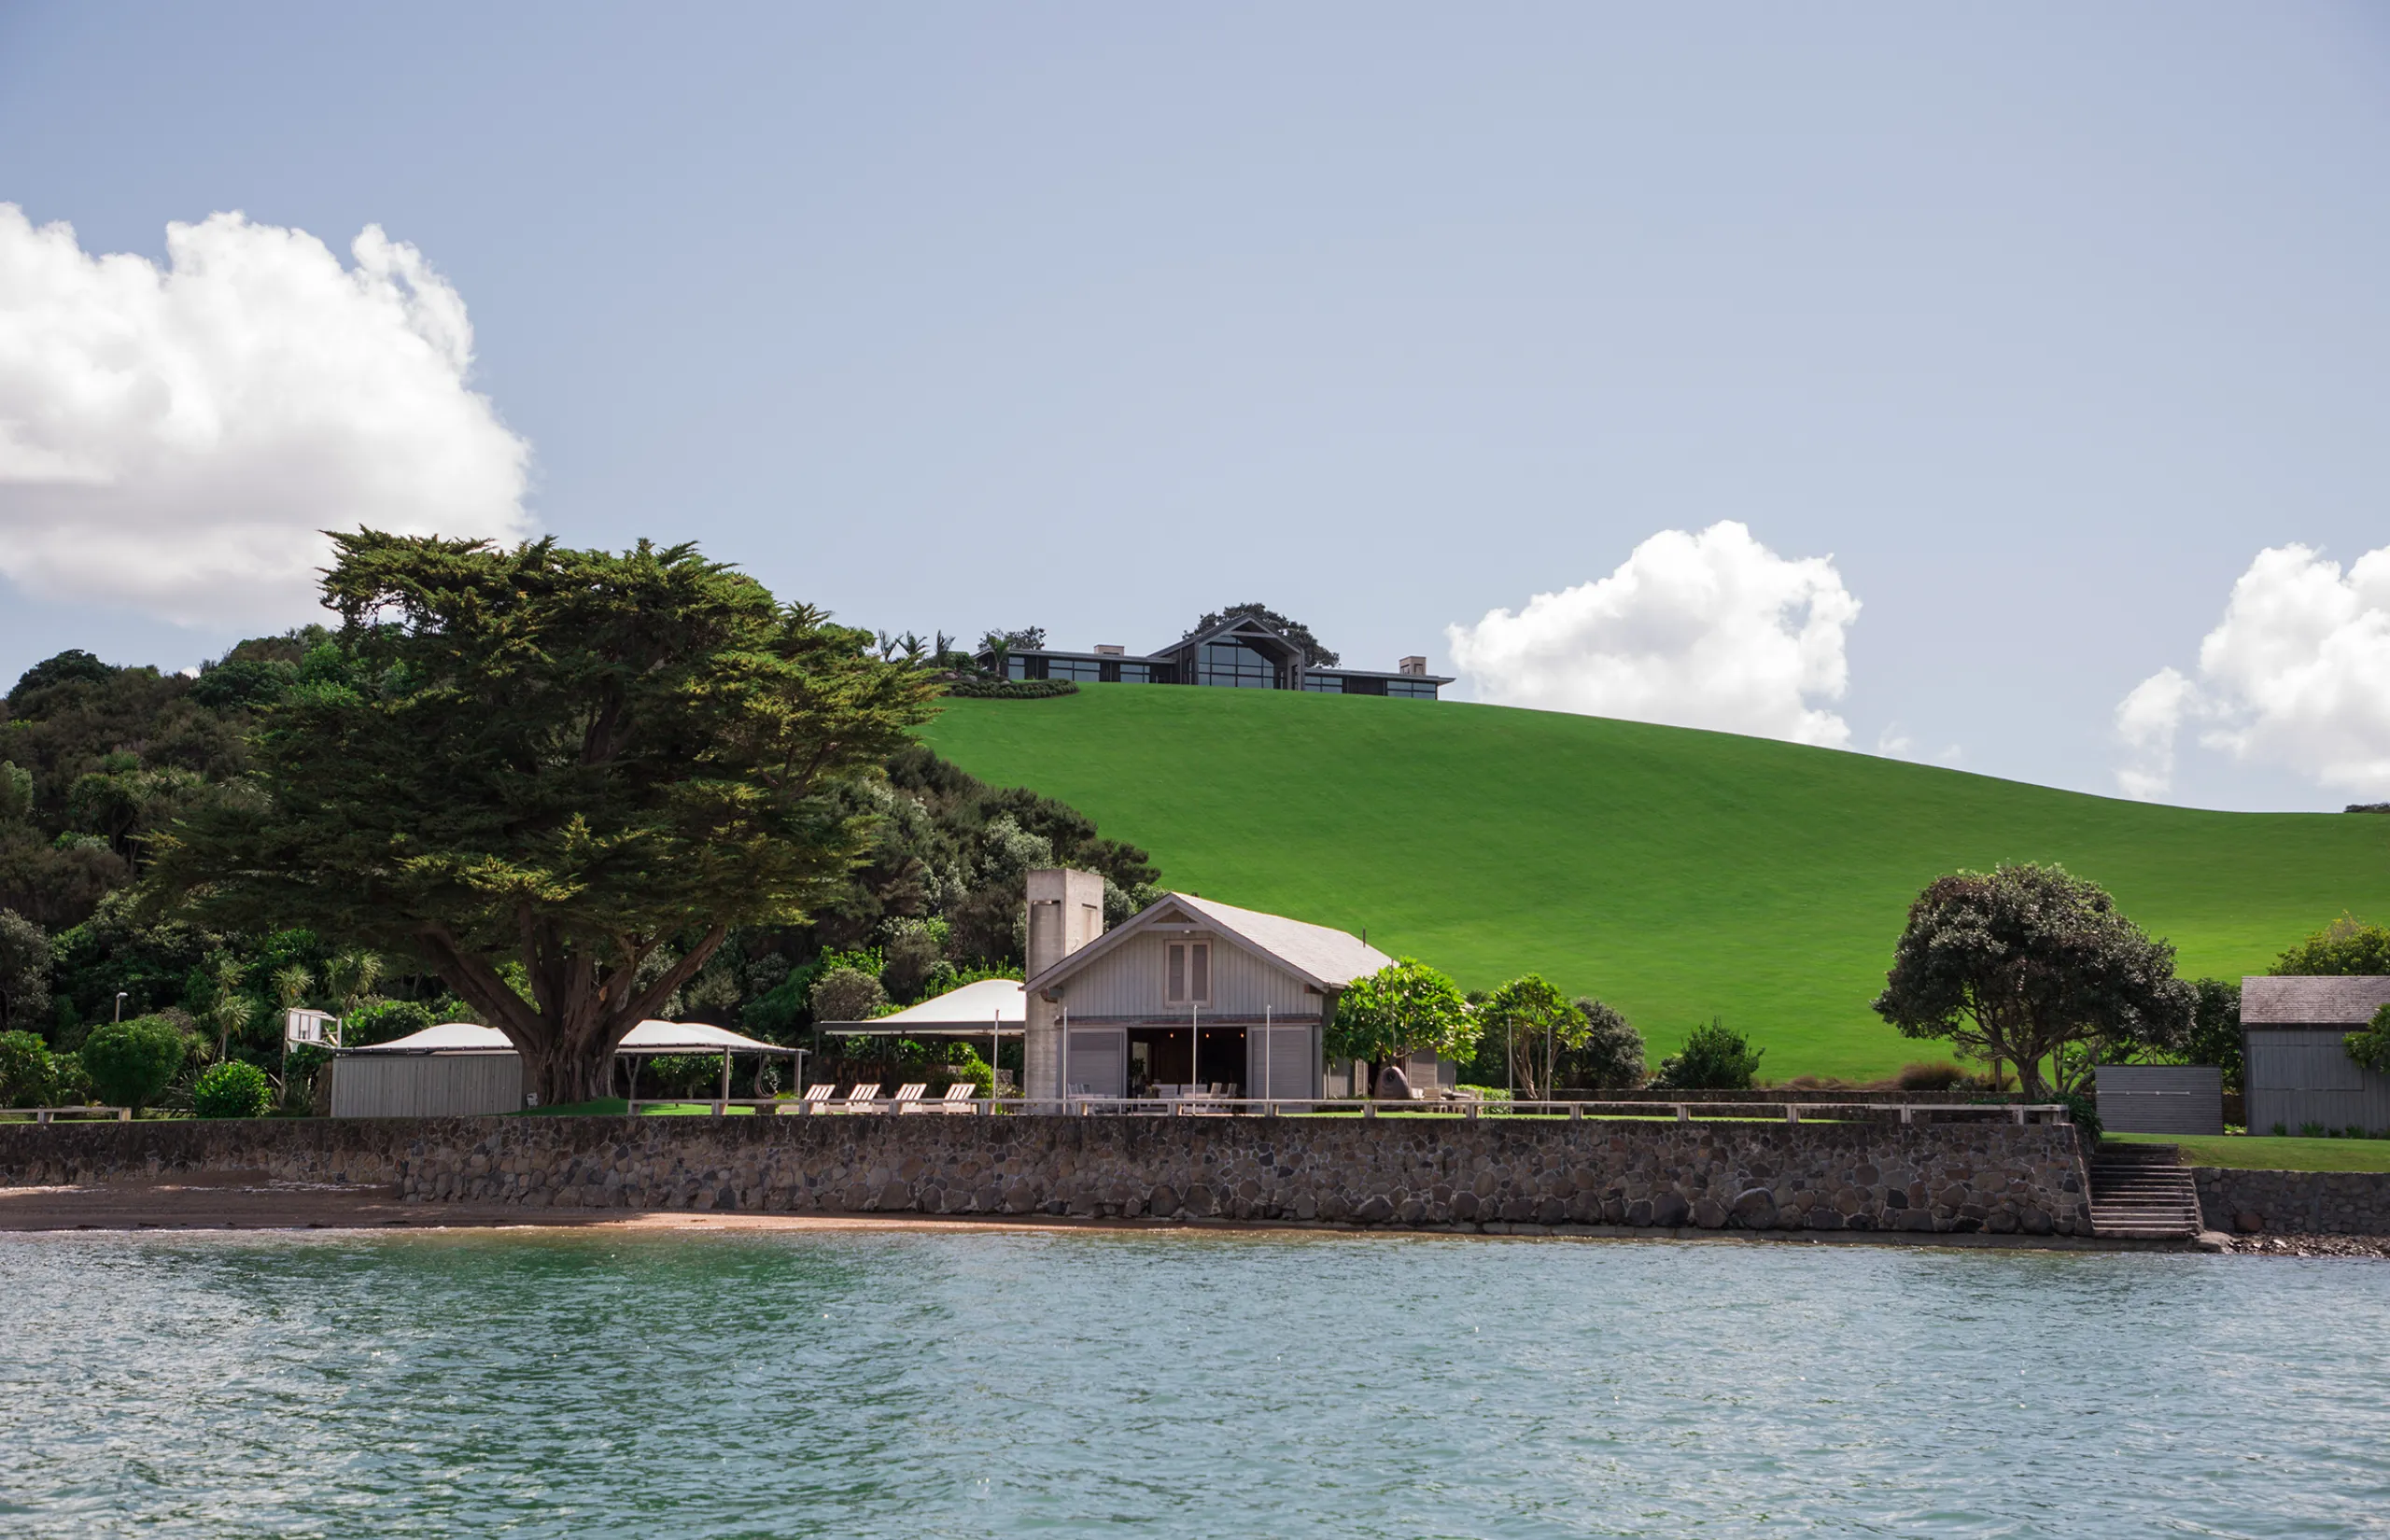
[154,533,937,1104]
[1871,862,2193,1099]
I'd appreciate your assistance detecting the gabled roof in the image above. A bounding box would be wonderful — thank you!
[1026,891,1393,995]
[1154,610,1304,657]
[2242,975,2390,1026]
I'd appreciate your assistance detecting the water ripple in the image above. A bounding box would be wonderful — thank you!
[2,1231,2386,1536]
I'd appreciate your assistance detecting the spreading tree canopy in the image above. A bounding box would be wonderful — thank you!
[1479,974,1587,1099]
[1871,862,2192,1099]
[153,533,938,1103]
[1328,959,1476,1090]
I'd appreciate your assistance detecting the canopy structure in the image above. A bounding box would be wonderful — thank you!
[818,977,1024,1037]
[346,1020,799,1056]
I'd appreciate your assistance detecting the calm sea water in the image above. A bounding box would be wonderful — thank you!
[2,1227,2385,1537]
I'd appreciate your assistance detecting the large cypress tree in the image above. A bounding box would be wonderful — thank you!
[154,533,937,1103]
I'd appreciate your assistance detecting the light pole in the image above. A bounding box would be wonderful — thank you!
[113,991,128,1023]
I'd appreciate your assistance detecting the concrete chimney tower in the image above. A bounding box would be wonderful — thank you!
[1023,867,1106,1103]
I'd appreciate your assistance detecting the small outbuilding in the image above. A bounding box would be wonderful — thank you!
[327,1019,799,1116]
[2240,975,2390,1135]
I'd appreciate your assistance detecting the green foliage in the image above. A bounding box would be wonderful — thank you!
[809,966,888,1025]
[7,649,113,707]
[921,687,2390,1082]
[47,890,221,1043]
[2186,977,2244,1093]
[187,658,297,713]
[0,1029,55,1106]
[1478,974,1587,1099]
[2271,914,2390,977]
[150,533,940,1103]
[1328,959,1477,1074]
[1896,1061,1968,1091]
[0,762,31,823]
[2343,1002,2390,1076]
[191,1059,273,1119]
[1563,998,1646,1089]
[944,678,1076,699]
[1872,862,2193,1099]
[0,907,50,1036]
[1651,1019,1765,1090]
[344,999,436,1048]
[79,1015,190,1113]
[2051,1087,2102,1142]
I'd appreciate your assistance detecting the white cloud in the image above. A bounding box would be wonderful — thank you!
[0,204,532,626]
[2114,544,2390,799]
[2113,666,2194,801]
[1446,521,1861,747]
[1877,723,1964,767]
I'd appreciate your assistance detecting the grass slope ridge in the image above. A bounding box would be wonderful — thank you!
[921,688,2390,1081]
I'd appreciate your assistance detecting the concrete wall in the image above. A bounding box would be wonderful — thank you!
[0,1114,2094,1237]
[2195,1167,2390,1236]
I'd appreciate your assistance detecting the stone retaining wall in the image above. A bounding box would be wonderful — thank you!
[0,1114,2093,1236]
[2195,1167,2390,1236]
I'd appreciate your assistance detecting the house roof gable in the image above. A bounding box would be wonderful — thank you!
[1155,610,1303,658]
[2240,975,2390,1025]
[1026,891,1393,995]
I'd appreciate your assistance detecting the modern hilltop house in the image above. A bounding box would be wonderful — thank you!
[1018,868,1428,1102]
[978,611,1452,698]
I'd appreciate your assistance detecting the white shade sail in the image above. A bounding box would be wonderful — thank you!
[347,1019,797,1055]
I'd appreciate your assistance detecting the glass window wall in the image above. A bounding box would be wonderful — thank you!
[1195,641,1276,688]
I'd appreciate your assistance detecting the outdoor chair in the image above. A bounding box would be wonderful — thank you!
[781,1084,837,1114]
[935,1084,976,1113]
[891,1083,929,1113]
[842,1082,883,1112]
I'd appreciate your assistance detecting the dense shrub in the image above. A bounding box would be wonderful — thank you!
[1650,1020,1764,1090]
[1896,1061,1967,1091]
[1564,998,1646,1088]
[343,999,436,1048]
[79,1015,190,1113]
[2343,1002,2390,1076]
[2052,1087,2102,1143]
[2270,915,2390,977]
[0,1029,54,1106]
[810,966,888,1025]
[942,678,1076,699]
[191,1059,273,1119]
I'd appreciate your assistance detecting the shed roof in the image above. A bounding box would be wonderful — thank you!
[2240,975,2390,1026]
[1027,890,1393,995]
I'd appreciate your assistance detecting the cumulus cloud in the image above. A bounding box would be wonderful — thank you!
[2114,544,2390,799]
[1447,521,1861,747]
[0,204,532,626]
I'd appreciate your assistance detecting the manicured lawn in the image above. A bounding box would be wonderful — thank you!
[924,688,2390,1081]
[514,1098,761,1117]
[2107,1131,2390,1173]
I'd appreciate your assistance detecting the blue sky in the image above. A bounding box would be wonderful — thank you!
[1,3,2385,809]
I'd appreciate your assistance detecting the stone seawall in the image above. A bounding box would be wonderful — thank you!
[2196,1168,2390,1236]
[0,1115,2093,1236]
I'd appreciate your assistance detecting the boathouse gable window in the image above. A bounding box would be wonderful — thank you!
[1165,942,1212,1005]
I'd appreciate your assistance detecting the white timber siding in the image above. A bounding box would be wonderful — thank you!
[2247,1029,2390,1134]
[330,1053,525,1118]
[1052,929,1323,1022]
[2094,1064,2224,1136]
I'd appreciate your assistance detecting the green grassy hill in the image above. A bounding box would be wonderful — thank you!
[921,687,2390,1081]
